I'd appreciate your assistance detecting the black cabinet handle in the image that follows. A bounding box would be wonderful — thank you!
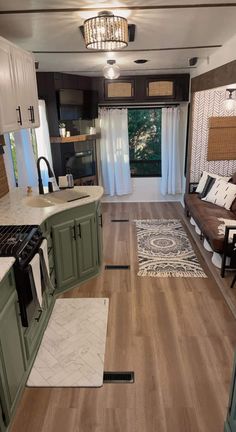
[35,309,43,322]
[99,214,103,228]
[28,106,35,123]
[77,223,82,238]
[28,106,33,122]
[16,106,22,125]
[31,106,35,123]
[70,225,76,240]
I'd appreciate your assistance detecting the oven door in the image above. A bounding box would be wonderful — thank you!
[14,259,45,328]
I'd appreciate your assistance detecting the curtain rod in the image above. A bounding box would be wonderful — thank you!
[99,103,180,109]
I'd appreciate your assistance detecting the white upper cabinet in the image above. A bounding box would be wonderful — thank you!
[0,36,40,134]
[0,38,19,133]
[11,47,40,129]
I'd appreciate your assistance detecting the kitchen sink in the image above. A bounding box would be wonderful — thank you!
[44,189,90,203]
[22,196,56,208]
[23,189,90,208]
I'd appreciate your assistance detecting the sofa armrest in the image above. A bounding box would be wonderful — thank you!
[224,226,236,244]
[189,183,198,193]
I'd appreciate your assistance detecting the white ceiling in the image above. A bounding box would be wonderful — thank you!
[0,1,235,76]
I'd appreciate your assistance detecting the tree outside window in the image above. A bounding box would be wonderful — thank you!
[128,108,161,177]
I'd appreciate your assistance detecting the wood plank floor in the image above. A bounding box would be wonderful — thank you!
[10,202,236,432]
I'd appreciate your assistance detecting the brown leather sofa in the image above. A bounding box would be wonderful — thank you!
[184,186,236,277]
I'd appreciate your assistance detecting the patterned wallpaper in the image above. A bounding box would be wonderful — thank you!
[190,89,236,183]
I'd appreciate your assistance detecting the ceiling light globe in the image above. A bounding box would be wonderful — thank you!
[103,63,120,79]
[224,97,235,112]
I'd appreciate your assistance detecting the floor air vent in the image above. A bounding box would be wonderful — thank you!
[103,371,134,383]
[111,219,130,222]
[105,265,130,270]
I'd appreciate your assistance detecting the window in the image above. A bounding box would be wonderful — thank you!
[9,133,18,184]
[8,130,38,186]
[128,108,161,177]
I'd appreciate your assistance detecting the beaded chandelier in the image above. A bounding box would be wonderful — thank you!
[84,11,128,50]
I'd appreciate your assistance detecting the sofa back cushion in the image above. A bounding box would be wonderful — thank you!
[202,178,236,210]
[196,171,231,193]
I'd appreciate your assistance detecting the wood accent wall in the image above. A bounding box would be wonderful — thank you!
[0,154,9,198]
[191,59,236,93]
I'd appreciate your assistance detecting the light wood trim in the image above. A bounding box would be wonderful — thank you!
[50,134,99,144]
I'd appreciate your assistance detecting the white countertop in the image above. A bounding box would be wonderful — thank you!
[0,257,15,283]
[0,186,103,226]
[0,186,103,282]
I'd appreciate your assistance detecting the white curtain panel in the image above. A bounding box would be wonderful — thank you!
[161,107,182,196]
[3,134,16,188]
[99,108,132,196]
[35,99,54,186]
[14,129,38,187]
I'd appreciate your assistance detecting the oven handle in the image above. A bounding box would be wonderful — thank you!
[35,309,43,322]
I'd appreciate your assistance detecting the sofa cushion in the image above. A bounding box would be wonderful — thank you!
[184,193,236,253]
[230,172,236,185]
[196,171,231,193]
[198,175,216,199]
[202,179,236,210]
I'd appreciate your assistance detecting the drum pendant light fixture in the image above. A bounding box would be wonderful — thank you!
[84,10,128,50]
[103,60,120,79]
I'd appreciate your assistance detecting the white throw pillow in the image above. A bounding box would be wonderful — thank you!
[196,171,231,193]
[202,178,236,210]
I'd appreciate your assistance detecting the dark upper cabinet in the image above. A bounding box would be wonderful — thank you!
[37,72,99,135]
[83,90,98,119]
[96,74,190,103]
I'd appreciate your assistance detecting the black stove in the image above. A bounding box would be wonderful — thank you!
[0,225,42,266]
[0,225,44,327]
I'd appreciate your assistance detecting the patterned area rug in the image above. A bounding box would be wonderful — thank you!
[135,219,206,278]
[27,298,109,387]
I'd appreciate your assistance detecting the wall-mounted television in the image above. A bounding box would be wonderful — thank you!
[59,89,84,105]
[57,89,83,121]
[57,88,99,121]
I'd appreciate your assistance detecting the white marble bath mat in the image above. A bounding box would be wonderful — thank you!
[27,298,109,388]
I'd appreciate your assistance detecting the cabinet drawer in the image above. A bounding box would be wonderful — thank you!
[0,270,15,313]
[24,296,47,359]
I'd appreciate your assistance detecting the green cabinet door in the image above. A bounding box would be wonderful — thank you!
[0,402,5,431]
[0,291,25,425]
[52,219,78,290]
[75,214,98,279]
[225,353,236,432]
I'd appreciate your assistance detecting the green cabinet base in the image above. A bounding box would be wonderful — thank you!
[225,421,232,432]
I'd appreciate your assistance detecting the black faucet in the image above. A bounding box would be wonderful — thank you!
[37,157,55,195]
